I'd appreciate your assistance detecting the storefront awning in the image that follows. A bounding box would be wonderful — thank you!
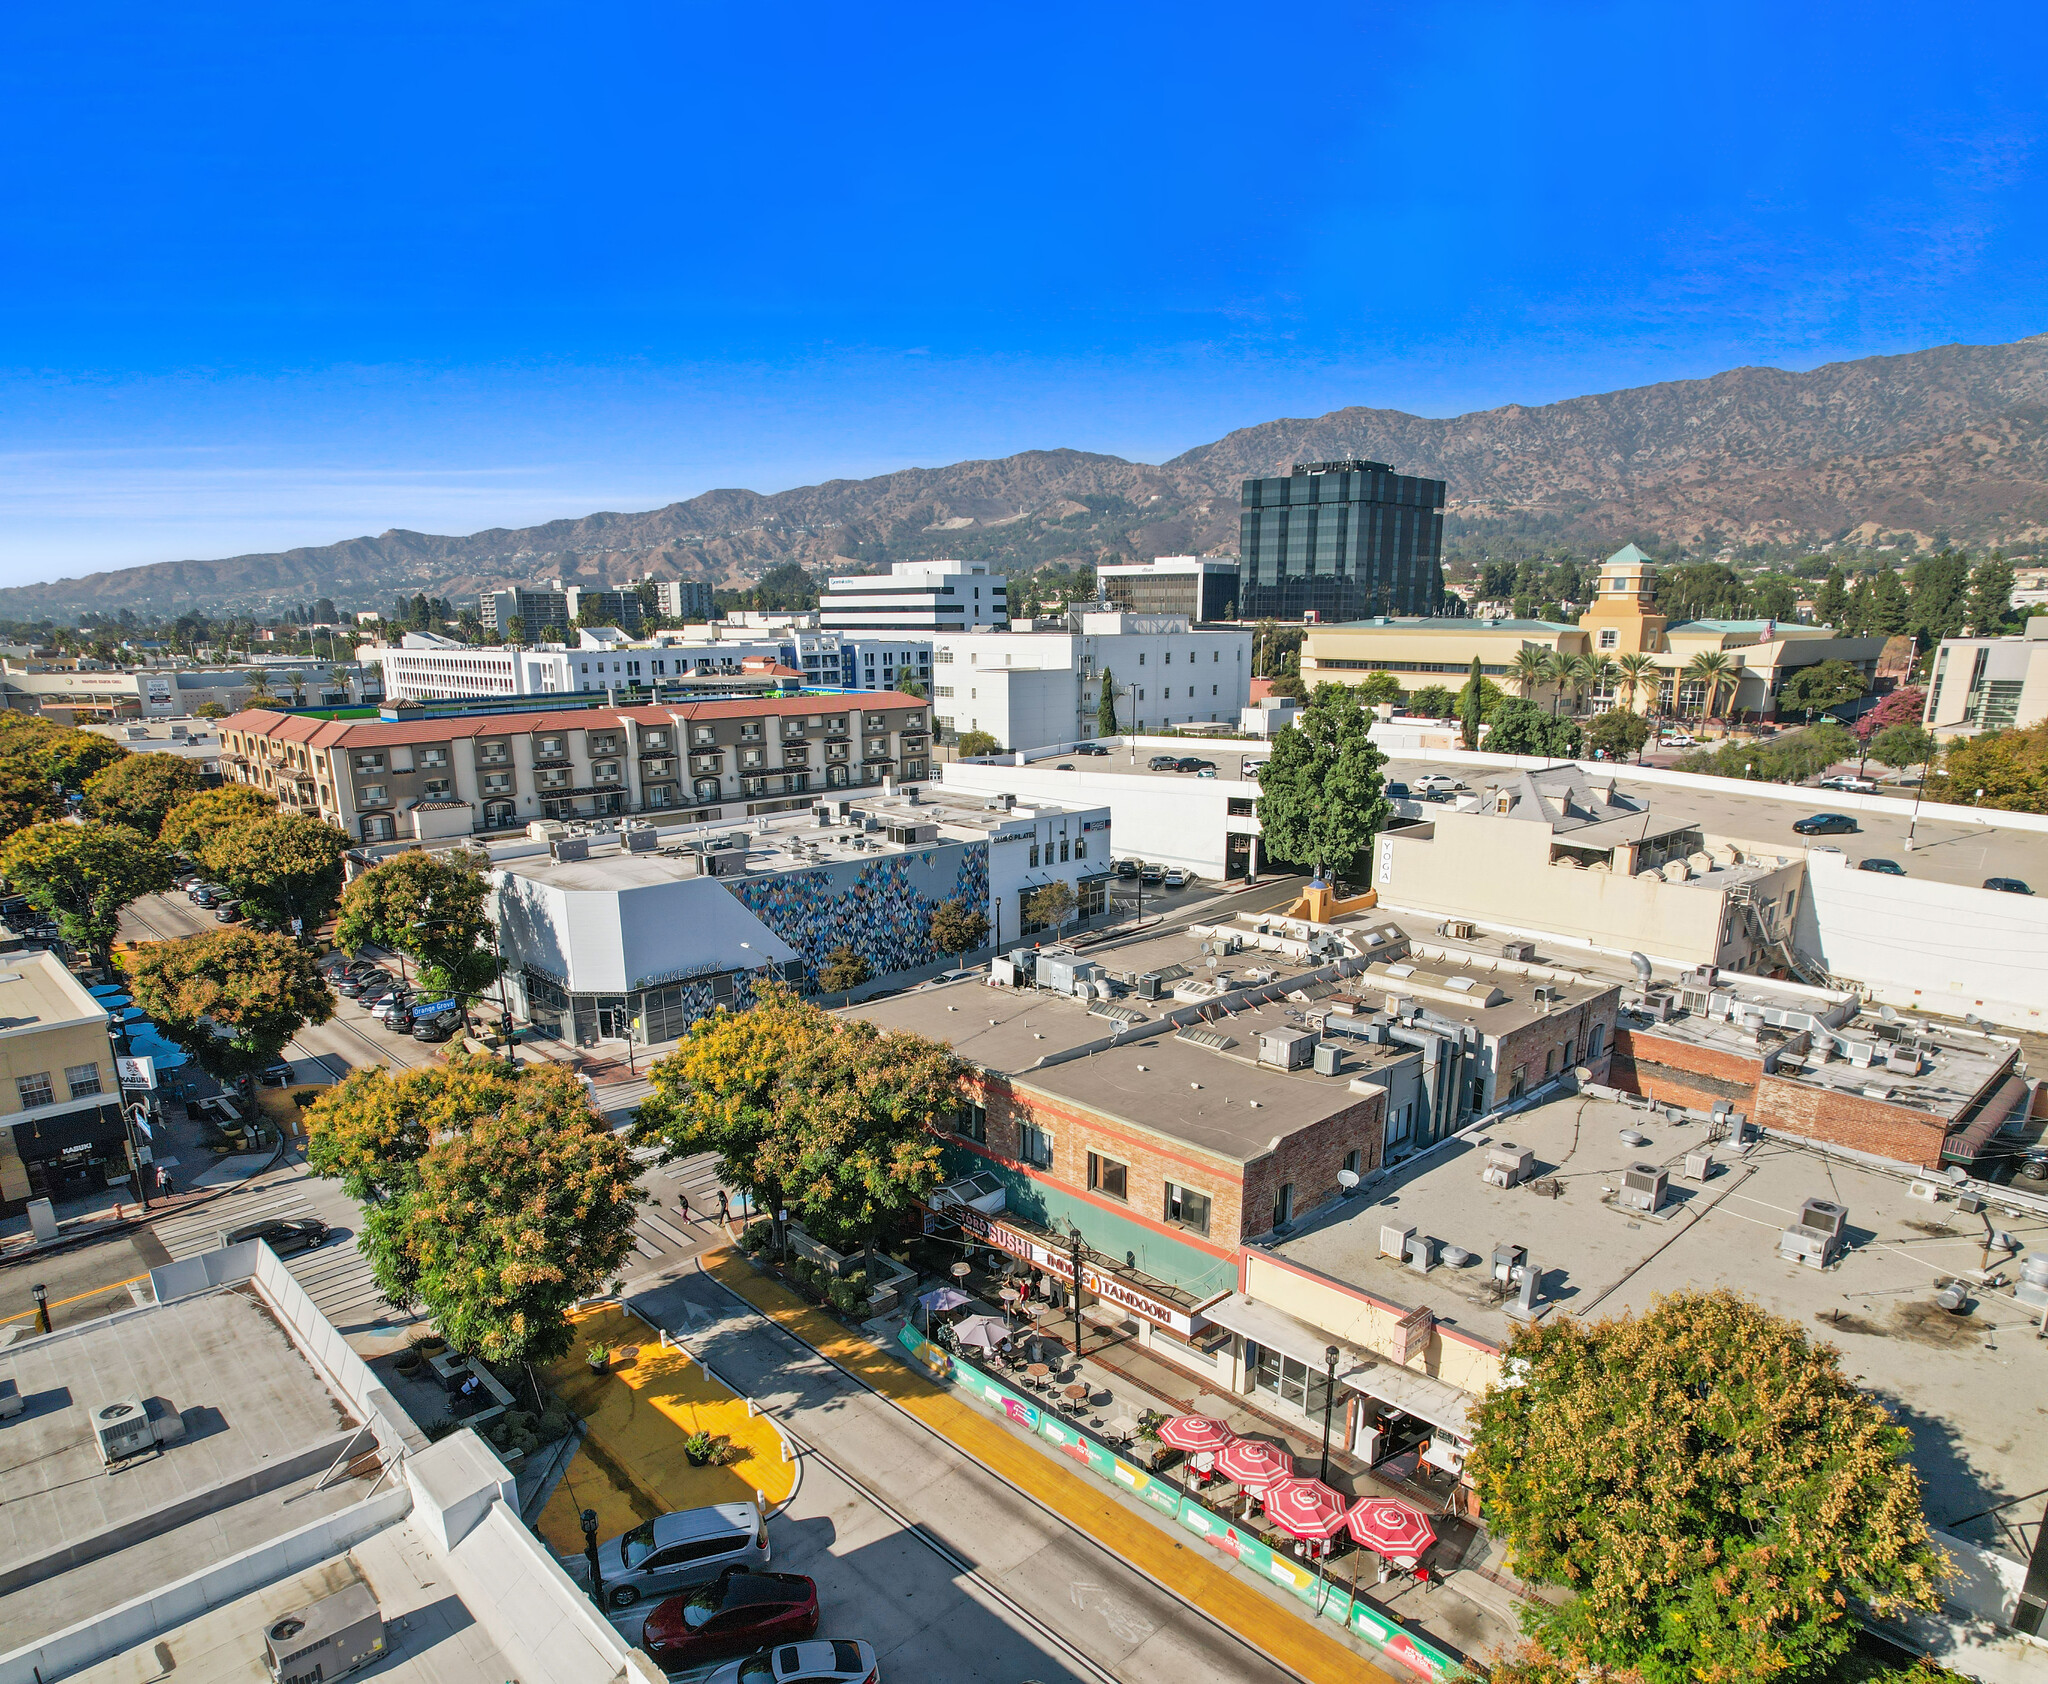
[1342,1362,1475,1440]
[1198,1293,1337,1370]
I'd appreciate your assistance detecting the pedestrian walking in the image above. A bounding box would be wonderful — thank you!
[677,1192,693,1223]
[715,1190,730,1227]
[155,1164,173,1197]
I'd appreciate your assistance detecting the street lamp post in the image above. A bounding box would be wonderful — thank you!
[1064,1220,1086,1363]
[579,1508,605,1610]
[1318,1344,1340,1484]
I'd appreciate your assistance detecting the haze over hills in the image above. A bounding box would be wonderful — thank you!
[9,333,2048,619]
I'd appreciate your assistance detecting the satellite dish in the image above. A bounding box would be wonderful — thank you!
[1879,1004,1898,1021]
[1337,1169,1360,1190]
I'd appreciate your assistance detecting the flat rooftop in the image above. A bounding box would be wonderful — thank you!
[0,1289,370,1653]
[1338,948,1619,1041]
[489,788,1105,892]
[0,948,107,1035]
[1272,1093,2048,1556]
[992,747,2048,893]
[64,1518,514,1684]
[852,918,1421,1162]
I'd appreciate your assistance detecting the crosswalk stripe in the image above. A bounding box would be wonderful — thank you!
[639,1211,697,1248]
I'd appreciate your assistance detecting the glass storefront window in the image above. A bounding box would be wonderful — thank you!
[1251,1344,1332,1418]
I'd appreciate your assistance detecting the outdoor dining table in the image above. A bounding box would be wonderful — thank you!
[1026,1363,1052,1380]
[1060,1382,1089,1401]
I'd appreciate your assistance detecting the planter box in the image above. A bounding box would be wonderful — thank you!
[785,1225,917,1302]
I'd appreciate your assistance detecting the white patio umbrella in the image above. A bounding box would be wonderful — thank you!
[951,1314,1010,1352]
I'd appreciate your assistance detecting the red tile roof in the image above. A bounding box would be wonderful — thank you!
[219,691,925,748]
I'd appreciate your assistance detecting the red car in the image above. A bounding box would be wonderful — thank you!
[642,1569,819,1669]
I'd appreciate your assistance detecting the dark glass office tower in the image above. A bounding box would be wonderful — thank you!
[1238,460,1447,621]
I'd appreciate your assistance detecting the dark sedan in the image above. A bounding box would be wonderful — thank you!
[643,1571,820,1672]
[1074,743,1111,756]
[1792,813,1858,835]
[1985,877,2034,895]
[224,1217,329,1256]
[1857,858,1906,876]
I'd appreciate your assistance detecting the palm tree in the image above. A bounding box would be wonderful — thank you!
[1615,652,1658,714]
[1684,650,1737,722]
[1509,647,1550,700]
[1586,656,1620,713]
[241,670,276,705]
[1542,650,1577,716]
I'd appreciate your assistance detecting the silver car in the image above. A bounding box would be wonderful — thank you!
[708,1640,879,1684]
[584,1503,770,1609]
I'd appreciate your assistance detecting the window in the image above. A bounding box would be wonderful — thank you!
[1087,1152,1128,1201]
[1059,838,1069,862]
[1028,844,1039,867]
[1343,1149,1360,1175]
[1588,1023,1605,1059]
[15,1072,53,1110]
[358,784,388,806]
[420,747,448,768]
[1273,1182,1294,1228]
[352,752,385,773]
[1164,1181,1210,1234]
[1598,628,1618,649]
[954,1100,987,1143]
[65,1062,102,1099]
[483,771,512,793]
[423,778,451,798]
[536,735,564,758]
[1018,1122,1053,1169]
[1251,1344,1334,1418]
[1228,797,1254,816]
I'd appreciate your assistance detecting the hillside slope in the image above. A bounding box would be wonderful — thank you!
[8,333,2046,617]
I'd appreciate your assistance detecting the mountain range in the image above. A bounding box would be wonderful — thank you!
[9,332,2048,619]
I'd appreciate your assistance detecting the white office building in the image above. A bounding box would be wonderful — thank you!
[821,559,1008,634]
[931,613,1252,751]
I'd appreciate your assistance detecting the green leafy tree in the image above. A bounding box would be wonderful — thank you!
[190,700,229,720]
[1508,647,1550,701]
[1458,655,1490,749]
[159,785,278,854]
[1866,569,1913,637]
[1585,707,1651,760]
[405,1067,641,1368]
[1964,554,2014,635]
[32,728,127,792]
[125,927,334,1089]
[1254,682,1389,883]
[1812,565,1851,626]
[84,753,205,836]
[896,676,926,700]
[1485,698,1583,757]
[1096,668,1120,736]
[306,1059,524,1201]
[1614,652,1659,715]
[1352,671,1404,709]
[0,742,65,841]
[1469,1289,1942,1684]
[1023,879,1076,935]
[632,982,824,1240]
[199,813,351,937]
[1930,720,2048,812]
[1908,551,1971,645]
[337,847,501,1014]
[1869,723,1935,775]
[756,1016,963,1278]
[0,821,170,969]
[1409,683,1455,719]
[818,944,871,1001]
[1776,659,1869,722]
[955,729,1000,758]
[929,897,989,956]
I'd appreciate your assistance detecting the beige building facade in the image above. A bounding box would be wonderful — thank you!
[0,951,125,1213]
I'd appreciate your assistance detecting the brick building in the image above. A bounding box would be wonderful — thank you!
[1607,969,2025,1171]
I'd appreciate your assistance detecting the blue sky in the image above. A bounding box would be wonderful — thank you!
[2,1,2044,583]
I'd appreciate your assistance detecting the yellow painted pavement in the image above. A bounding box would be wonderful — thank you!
[701,1248,1404,1684]
[534,1303,794,1556]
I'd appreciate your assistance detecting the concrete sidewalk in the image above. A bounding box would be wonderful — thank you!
[699,1246,1481,1684]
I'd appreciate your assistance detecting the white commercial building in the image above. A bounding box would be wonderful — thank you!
[821,559,1009,634]
[932,612,1252,751]
[1922,618,2048,739]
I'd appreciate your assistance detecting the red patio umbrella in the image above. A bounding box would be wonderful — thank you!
[1346,1494,1437,1559]
[1265,1476,1350,1539]
[1214,1437,1294,1491]
[1156,1414,1235,1453]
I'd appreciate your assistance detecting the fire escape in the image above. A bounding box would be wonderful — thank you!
[1725,882,1840,991]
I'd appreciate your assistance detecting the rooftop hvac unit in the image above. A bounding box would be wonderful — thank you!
[1258,1028,1317,1070]
[886,822,938,845]
[2017,1255,2048,1310]
[92,1396,185,1466]
[265,1581,386,1684]
[1379,1223,1415,1261]
[1405,1234,1437,1273]
[1440,920,1475,940]
[1779,1222,1841,1269]
[813,804,834,827]
[1620,1163,1668,1214]
[549,837,589,863]
[1500,941,1537,962]
[623,828,657,853]
[1798,1197,1848,1239]
[1491,1242,1527,1284]
[1683,1149,1715,1183]
[1636,992,1676,1022]
[1312,1041,1346,1077]
[1135,972,1164,1000]
[1482,1142,1535,1189]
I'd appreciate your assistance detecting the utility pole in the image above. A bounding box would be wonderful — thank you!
[1318,1344,1340,1483]
[1064,1220,1086,1362]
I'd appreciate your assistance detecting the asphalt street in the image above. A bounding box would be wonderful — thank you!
[628,1267,1308,1684]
